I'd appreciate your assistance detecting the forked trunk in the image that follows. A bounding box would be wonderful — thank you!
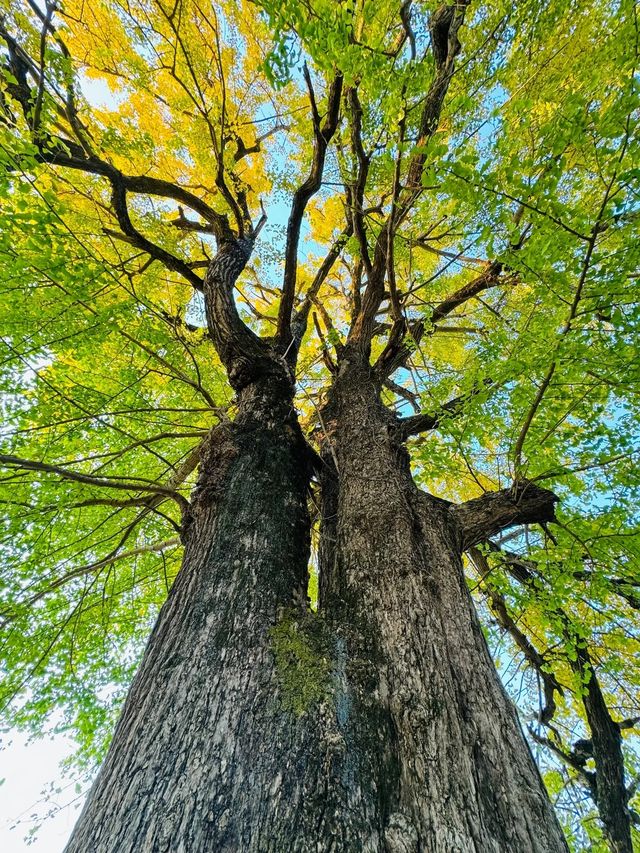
[66,356,569,852]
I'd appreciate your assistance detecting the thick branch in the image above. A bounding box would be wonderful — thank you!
[484,540,634,850]
[203,236,275,391]
[452,480,559,551]
[345,86,372,276]
[110,179,204,291]
[572,646,634,853]
[3,78,233,240]
[349,2,470,351]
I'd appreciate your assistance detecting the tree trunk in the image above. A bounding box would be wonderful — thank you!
[315,350,570,852]
[66,352,570,851]
[64,371,323,851]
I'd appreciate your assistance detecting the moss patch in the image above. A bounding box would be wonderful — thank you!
[270,613,331,716]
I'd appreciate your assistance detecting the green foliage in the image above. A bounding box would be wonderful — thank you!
[0,0,638,847]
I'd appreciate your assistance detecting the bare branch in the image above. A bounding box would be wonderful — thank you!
[469,546,562,724]
[277,70,343,351]
[110,179,204,291]
[290,224,353,351]
[377,261,505,377]
[349,2,471,350]
[0,453,190,512]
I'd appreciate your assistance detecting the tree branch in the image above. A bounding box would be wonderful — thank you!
[570,644,634,850]
[0,20,235,242]
[277,69,343,350]
[376,260,505,377]
[0,453,190,512]
[348,1,471,351]
[469,546,562,724]
[395,379,492,441]
[528,728,597,797]
[452,480,559,551]
[4,537,182,620]
[203,235,275,391]
[109,178,204,291]
[290,223,353,353]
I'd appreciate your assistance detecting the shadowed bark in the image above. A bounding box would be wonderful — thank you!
[452,480,559,551]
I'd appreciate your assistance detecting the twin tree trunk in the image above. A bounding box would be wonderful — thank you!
[65,235,568,851]
[65,347,568,852]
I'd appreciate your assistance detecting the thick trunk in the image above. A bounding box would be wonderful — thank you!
[316,351,570,852]
[64,374,394,851]
[65,376,322,852]
[66,351,570,852]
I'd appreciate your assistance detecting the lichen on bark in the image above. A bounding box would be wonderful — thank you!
[270,612,332,716]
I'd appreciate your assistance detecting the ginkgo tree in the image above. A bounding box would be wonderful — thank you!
[0,0,639,850]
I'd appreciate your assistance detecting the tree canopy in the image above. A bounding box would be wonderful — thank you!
[0,0,639,848]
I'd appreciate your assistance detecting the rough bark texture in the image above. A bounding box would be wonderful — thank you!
[316,348,569,852]
[66,222,570,849]
[65,379,319,851]
[66,355,571,851]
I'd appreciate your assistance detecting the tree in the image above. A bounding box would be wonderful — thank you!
[0,0,639,850]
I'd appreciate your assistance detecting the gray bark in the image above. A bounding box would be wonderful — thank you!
[316,349,570,852]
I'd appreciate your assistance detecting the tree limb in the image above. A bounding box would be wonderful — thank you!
[376,260,505,377]
[395,379,492,441]
[277,69,343,350]
[452,480,559,551]
[0,453,190,512]
[469,546,562,724]
[571,645,634,851]
[109,178,204,291]
[290,223,353,353]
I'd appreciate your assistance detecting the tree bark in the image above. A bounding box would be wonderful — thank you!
[65,355,571,850]
[316,348,569,852]
[64,375,320,851]
[66,354,571,851]
[573,646,633,853]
